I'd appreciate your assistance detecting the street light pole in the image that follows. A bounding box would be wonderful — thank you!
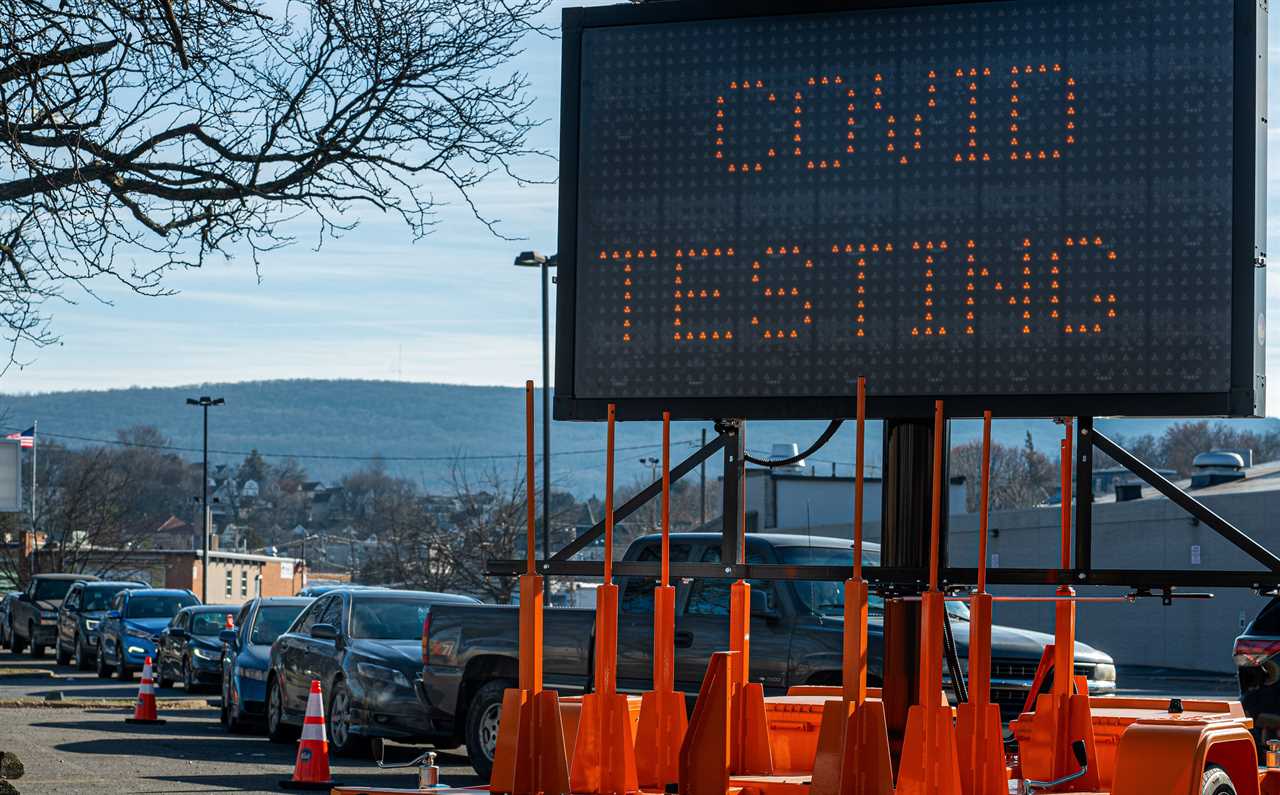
[514,251,558,594]
[186,396,224,603]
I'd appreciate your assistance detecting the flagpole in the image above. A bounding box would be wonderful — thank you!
[30,420,36,529]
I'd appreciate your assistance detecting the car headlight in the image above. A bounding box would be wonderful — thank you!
[126,626,153,639]
[127,645,146,655]
[83,619,99,631]
[1092,663,1116,682]
[236,665,269,681]
[192,647,219,661]
[356,661,411,689]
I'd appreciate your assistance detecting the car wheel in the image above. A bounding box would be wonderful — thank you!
[465,679,512,781]
[182,658,194,692]
[96,643,113,678]
[156,657,173,689]
[327,680,370,757]
[116,648,130,680]
[74,636,94,672]
[266,677,298,744]
[1202,766,1236,795]
[29,623,44,657]
[56,638,72,666]
[221,675,248,733]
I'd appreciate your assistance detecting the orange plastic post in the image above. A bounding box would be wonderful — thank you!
[956,411,1009,795]
[898,400,961,795]
[570,404,638,795]
[680,652,734,795]
[814,377,892,795]
[491,381,570,795]
[636,411,688,790]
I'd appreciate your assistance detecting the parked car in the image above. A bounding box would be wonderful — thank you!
[0,591,20,649]
[10,573,99,657]
[219,596,313,732]
[1234,597,1280,751]
[56,580,147,670]
[266,588,478,755]
[420,532,1117,778]
[155,604,238,692]
[97,588,199,679]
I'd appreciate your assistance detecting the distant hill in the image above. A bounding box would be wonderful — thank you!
[0,379,1275,496]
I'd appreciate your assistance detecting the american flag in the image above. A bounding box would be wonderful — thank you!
[6,427,34,449]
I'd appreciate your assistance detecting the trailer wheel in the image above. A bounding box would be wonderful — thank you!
[465,679,513,782]
[1202,765,1236,795]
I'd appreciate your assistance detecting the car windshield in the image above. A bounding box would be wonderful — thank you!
[349,597,430,640]
[251,605,307,645]
[778,546,973,621]
[191,611,232,636]
[125,594,197,619]
[84,586,135,611]
[34,579,76,601]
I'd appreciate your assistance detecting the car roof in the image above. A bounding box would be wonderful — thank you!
[182,604,235,613]
[84,581,146,589]
[634,532,877,551]
[34,573,99,581]
[256,596,313,606]
[344,589,480,603]
[125,588,195,597]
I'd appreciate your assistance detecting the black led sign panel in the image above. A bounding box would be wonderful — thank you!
[554,0,1266,421]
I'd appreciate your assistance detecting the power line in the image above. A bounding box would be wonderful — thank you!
[4,424,700,464]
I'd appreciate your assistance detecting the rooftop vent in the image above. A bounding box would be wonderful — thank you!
[1190,450,1246,489]
[770,442,805,470]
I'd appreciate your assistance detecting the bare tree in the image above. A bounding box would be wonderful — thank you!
[951,432,1058,512]
[1,0,549,365]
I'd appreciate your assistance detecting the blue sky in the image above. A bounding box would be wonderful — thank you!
[6,2,1280,421]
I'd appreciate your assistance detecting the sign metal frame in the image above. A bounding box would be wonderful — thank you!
[553,0,1268,422]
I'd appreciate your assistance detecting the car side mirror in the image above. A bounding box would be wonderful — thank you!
[169,628,188,640]
[18,593,30,603]
[107,610,121,619]
[219,629,238,646]
[750,589,779,619]
[310,623,339,641]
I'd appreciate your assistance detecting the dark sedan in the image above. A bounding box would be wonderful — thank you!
[266,588,477,755]
[219,596,312,732]
[156,605,238,692]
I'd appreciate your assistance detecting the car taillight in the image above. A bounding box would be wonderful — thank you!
[1233,637,1280,667]
[421,612,431,667]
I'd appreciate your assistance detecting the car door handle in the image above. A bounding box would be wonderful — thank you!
[674,631,694,649]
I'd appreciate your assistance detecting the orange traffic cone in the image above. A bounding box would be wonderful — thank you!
[279,679,337,791]
[125,656,166,725]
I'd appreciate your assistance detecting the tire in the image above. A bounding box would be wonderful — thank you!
[74,637,94,672]
[221,675,251,734]
[182,658,194,692]
[266,677,298,744]
[56,638,72,667]
[96,643,113,678]
[116,648,130,680]
[157,658,173,689]
[29,623,44,658]
[327,679,370,757]
[9,630,25,655]
[1202,766,1237,795]
[465,679,512,781]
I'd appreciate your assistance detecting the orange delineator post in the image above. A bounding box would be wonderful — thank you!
[897,400,961,795]
[811,378,892,795]
[636,411,688,790]
[490,381,571,795]
[1018,421,1099,793]
[570,404,639,795]
[955,411,1009,795]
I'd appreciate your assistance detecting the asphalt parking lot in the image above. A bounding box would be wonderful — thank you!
[0,656,481,794]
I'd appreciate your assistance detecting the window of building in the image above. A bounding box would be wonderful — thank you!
[240,570,248,597]
[225,569,233,597]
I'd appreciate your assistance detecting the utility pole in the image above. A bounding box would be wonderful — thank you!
[640,456,660,529]
[186,396,225,603]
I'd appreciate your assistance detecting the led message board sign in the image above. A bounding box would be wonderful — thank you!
[554,0,1267,421]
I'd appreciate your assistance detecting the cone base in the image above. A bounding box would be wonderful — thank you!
[278,778,336,791]
[124,718,167,725]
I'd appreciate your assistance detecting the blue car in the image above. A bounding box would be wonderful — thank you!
[220,596,312,732]
[97,588,199,679]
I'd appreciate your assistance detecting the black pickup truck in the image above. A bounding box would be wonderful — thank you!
[418,532,1116,777]
[10,573,99,657]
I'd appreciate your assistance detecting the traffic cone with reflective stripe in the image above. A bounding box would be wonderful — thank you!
[125,656,165,725]
[279,679,337,791]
